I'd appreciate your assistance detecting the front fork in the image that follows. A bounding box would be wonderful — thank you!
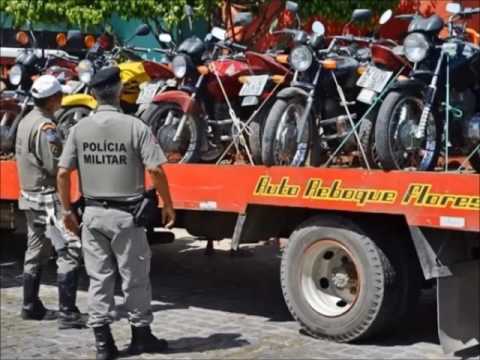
[173,75,204,142]
[414,52,445,143]
[292,69,321,166]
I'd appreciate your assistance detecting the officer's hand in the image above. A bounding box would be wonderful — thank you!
[162,205,175,229]
[63,213,80,235]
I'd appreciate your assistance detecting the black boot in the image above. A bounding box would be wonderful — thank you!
[21,272,57,320]
[93,325,119,360]
[58,270,88,329]
[127,325,168,355]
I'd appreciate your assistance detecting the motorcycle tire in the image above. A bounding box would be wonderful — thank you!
[469,149,480,173]
[141,102,203,164]
[358,111,380,169]
[375,90,441,171]
[56,106,92,142]
[262,97,311,166]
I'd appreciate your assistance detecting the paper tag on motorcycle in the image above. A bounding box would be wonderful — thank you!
[356,66,393,105]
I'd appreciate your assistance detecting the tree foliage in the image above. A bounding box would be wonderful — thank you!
[1,0,222,29]
[299,0,400,22]
[1,0,400,30]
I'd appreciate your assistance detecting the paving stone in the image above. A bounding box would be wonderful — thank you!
[0,229,467,359]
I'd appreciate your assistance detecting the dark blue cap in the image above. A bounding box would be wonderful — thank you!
[90,66,121,88]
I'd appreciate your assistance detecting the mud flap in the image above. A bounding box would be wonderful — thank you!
[437,260,479,355]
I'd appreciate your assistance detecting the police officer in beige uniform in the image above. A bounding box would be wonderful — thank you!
[57,67,175,360]
[15,75,86,329]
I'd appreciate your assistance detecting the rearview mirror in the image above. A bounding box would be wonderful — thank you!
[379,9,393,25]
[211,27,226,41]
[159,33,172,43]
[286,1,299,13]
[233,12,253,27]
[135,24,150,36]
[351,9,373,23]
[312,21,325,36]
[446,3,462,14]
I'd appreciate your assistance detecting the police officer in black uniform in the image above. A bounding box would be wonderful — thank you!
[57,67,175,360]
[15,75,86,329]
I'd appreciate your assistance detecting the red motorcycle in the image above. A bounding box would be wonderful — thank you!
[0,28,78,155]
[140,15,291,164]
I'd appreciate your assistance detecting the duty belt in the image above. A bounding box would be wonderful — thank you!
[84,198,141,213]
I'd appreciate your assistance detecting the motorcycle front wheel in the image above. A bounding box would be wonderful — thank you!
[262,98,311,166]
[56,106,92,142]
[469,147,480,173]
[374,91,441,171]
[141,103,203,163]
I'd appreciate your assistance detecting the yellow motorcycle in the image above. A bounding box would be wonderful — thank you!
[57,24,175,140]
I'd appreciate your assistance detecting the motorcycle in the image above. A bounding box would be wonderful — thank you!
[0,25,78,155]
[261,9,385,167]
[141,10,292,164]
[374,3,480,172]
[56,24,175,140]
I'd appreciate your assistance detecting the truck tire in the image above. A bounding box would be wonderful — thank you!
[281,215,399,342]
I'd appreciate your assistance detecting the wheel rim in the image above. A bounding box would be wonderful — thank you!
[389,96,437,169]
[273,103,304,165]
[301,240,361,317]
[153,106,196,163]
[57,107,91,141]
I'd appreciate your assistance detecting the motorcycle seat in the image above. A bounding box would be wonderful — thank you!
[408,15,444,34]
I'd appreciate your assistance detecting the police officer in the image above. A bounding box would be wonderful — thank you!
[57,67,175,360]
[15,75,86,329]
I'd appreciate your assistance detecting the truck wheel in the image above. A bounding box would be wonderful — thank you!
[281,216,399,342]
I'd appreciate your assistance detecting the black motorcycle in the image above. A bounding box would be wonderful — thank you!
[374,3,480,172]
[261,9,379,167]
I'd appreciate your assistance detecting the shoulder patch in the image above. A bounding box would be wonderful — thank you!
[41,123,62,157]
[40,122,57,132]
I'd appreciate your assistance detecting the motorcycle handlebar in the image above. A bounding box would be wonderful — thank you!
[461,7,480,16]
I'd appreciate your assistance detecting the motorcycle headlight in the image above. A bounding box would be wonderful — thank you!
[290,45,313,72]
[77,59,94,84]
[404,33,430,63]
[8,64,23,86]
[172,55,188,79]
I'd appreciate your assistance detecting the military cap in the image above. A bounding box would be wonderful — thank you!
[90,66,121,88]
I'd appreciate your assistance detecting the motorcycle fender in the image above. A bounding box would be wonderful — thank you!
[151,90,199,114]
[276,87,309,100]
[388,78,426,94]
[61,94,97,110]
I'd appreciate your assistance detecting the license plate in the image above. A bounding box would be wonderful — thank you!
[239,75,269,97]
[136,81,163,104]
[356,66,393,93]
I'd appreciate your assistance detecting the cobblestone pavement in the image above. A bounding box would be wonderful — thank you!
[0,227,465,360]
